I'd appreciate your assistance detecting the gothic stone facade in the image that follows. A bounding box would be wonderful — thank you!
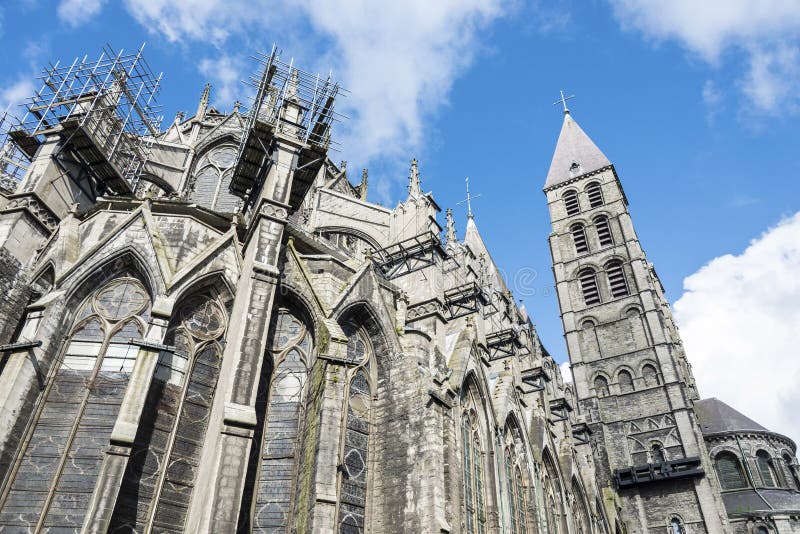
[0,72,797,534]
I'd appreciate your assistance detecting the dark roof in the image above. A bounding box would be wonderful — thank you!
[695,397,768,435]
[722,489,800,515]
[544,112,611,190]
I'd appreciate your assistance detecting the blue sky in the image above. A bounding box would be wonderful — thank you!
[1,0,799,442]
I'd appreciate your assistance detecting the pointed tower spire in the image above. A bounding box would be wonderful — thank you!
[408,158,421,197]
[544,111,611,190]
[359,168,369,201]
[196,83,211,120]
[445,208,457,245]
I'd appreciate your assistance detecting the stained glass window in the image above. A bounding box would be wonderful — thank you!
[2,277,149,530]
[339,368,372,533]
[462,388,487,534]
[252,309,312,532]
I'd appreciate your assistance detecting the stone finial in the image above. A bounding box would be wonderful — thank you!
[408,158,421,197]
[233,100,241,113]
[174,110,185,122]
[445,208,457,245]
[287,69,299,101]
[359,168,369,200]
[196,83,211,119]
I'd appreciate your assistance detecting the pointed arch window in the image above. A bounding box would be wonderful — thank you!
[503,429,529,534]
[594,375,609,397]
[2,277,150,531]
[618,370,634,393]
[594,215,614,247]
[605,260,630,298]
[715,451,747,490]
[586,182,604,208]
[338,364,373,533]
[570,223,589,255]
[462,395,487,534]
[110,291,228,532]
[756,450,777,487]
[563,190,580,216]
[642,364,660,387]
[578,268,600,306]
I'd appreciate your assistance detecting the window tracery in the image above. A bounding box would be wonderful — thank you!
[2,277,150,530]
[462,388,488,534]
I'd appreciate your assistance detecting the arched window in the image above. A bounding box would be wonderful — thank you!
[111,290,228,532]
[670,517,685,534]
[1,277,151,531]
[594,215,614,247]
[338,366,373,533]
[715,451,747,490]
[605,260,630,298]
[571,479,591,534]
[784,453,800,490]
[585,182,604,208]
[503,425,530,534]
[571,223,589,254]
[563,190,580,216]
[642,364,660,387]
[756,450,777,487]
[542,453,562,534]
[757,527,769,534]
[462,390,487,534]
[651,443,667,464]
[594,375,610,397]
[189,145,242,212]
[578,268,601,306]
[249,308,313,532]
[618,370,634,393]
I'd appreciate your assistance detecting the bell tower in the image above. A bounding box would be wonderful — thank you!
[542,102,728,532]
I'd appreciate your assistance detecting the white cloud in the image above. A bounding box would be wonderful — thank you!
[0,77,35,119]
[609,0,800,115]
[198,55,246,110]
[674,212,800,446]
[122,0,511,190]
[57,0,106,27]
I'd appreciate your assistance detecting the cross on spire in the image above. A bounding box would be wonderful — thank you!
[553,90,575,114]
[457,176,481,218]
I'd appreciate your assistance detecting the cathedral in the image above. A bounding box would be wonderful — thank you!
[0,46,797,534]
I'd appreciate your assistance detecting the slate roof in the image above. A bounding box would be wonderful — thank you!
[694,397,768,435]
[544,112,612,190]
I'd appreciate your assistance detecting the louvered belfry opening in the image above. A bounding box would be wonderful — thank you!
[586,182,604,208]
[595,216,613,247]
[564,191,580,216]
[578,268,600,306]
[606,260,629,298]
[571,224,589,254]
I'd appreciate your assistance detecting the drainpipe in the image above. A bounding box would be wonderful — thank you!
[735,435,774,510]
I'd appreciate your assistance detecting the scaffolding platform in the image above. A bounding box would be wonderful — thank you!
[231,47,345,204]
[0,113,31,193]
[485,327,523,361]
[375,232,443,279]
[9,45,162,194]
[444,282,489,319]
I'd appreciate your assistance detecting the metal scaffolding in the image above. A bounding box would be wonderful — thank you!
[231,46,346,198]
[0,112,31,193]
[9,44,162,193]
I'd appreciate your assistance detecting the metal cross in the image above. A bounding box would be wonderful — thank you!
[553,90,575,113]
[457,176,481,218]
